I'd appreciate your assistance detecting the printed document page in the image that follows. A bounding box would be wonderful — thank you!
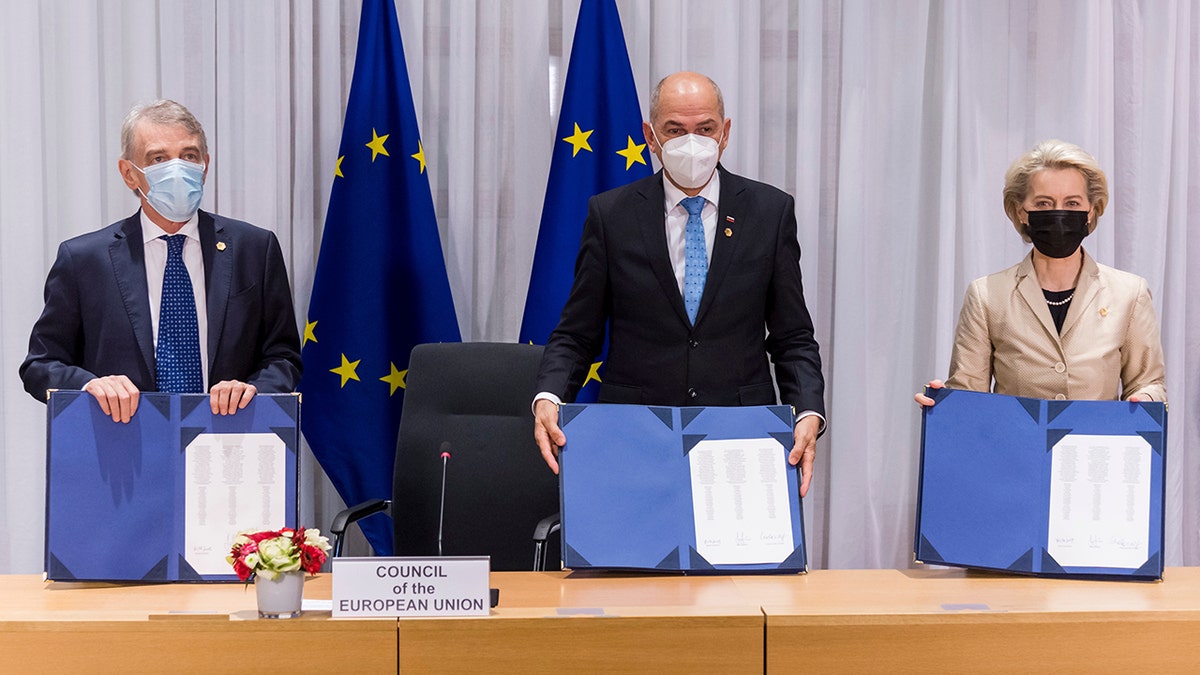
[1047,434,1151,569]
[689,438,795,564]
[184,433,288,575]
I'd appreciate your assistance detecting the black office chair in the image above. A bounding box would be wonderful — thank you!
[330,342,561,571]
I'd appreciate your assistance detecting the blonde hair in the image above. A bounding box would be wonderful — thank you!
[1002,139,1108,242]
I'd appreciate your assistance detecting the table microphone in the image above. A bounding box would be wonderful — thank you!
[435,440,499,608]
[437,442,450,557]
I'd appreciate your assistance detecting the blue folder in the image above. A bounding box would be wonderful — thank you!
[44,391,299,582]
[915,388,1166,580]
[559,404,807,573]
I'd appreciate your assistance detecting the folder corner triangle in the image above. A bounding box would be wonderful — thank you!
[565,543,591,568]
[47,553,75,580]
[180,426,205,451]
[1039,548,1065,574]
[1046,399,1072,424]
[177,555,204,581]
[272,426,299,454]
[780,543,807,570]
[147,394,172,419]
[769,406,793,427]
[1007,548,1035,573]
[1017,396,1041,422]
[686,546,716,571]
[179,395,205,418]
[918,535,944,563]
[655,547,681,570]
[769,432,794,451]
[649,406,674,429]
[560,405,587,428]
[50,391,81,419]
[1044,428,1074,452]
[142,555,170,581]
[681,434,706,455]
[1139,401,1165,426]
[1135,553,1161,577]
[1140,430,1164,455]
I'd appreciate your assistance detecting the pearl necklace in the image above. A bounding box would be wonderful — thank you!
[1045,292,1074,307]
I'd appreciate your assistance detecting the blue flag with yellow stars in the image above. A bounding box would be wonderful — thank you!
[300,0,459,556]
[518,0,651,399]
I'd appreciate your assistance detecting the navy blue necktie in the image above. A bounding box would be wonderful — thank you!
[156,234,203,393]
[681,196,708,324]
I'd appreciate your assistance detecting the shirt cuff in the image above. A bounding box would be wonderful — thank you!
[795,409,826,435]
[532,391,563,417]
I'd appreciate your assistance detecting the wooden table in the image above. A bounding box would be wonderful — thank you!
[0,571,762,673]
[0,575,397,673]
[399,570,763,673]
[5,568,1200,673]
[734,567,1200,672]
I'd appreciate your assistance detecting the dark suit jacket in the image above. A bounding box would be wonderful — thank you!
[537,167,825,416]
[20,210,303,400]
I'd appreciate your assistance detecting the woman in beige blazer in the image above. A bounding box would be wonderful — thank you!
[916,139,1166,405]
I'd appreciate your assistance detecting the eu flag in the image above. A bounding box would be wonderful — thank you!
[300,0,460,555]
[518,0,651,399]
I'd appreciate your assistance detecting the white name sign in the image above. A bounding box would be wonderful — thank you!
[332,556,490,618]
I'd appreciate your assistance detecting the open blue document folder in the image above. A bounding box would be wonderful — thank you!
[915,388,1165,580]
[45,391,299,582]
[559,404,806,573]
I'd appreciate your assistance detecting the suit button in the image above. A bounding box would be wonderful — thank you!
[689,339,699,348]
[1053,362,1066,373]
[1054,394,1066,400]
[688,388,697,399]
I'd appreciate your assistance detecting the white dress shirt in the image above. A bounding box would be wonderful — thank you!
[662,173,721,294]
[141,210,209,391]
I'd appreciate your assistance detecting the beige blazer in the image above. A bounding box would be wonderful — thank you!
[946,249,1166,402]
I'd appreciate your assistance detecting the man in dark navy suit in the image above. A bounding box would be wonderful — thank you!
[20,100,301,422]
[534,72,826,496]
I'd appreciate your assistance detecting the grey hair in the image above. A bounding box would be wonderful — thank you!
[120,99,208,161]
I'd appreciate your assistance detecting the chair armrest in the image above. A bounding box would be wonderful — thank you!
[533,512,561,542]
[532,512,561,571]
[330,498,391,557]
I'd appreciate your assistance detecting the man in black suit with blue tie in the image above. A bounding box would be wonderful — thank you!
[534,72,826,496]
[20,100,302,422]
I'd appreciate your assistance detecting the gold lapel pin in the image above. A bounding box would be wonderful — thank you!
[216,241,227,251]
[1099,307,1108,317]
[724,227,733,237]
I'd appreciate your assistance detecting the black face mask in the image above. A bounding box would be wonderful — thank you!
[1027,209,1089,258]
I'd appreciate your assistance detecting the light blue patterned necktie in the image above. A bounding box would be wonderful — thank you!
[681,196,707,324]
[156,234,203,392]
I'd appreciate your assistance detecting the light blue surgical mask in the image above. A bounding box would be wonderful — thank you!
[135,158,205,222]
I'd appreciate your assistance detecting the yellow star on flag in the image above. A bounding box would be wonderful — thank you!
[616,136,647,170]
[366,128,390,162]
[584,360,604,387]
[302,320,318,347]
[380,362,408,396]
[334,155,345,178]
[411,141,427,174]
[331,354,362,387]
[562,123,594,157]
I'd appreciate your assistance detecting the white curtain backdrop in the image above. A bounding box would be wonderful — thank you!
[1,0,1197,573]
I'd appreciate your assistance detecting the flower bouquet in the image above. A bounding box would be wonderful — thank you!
[226,527,332,582]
